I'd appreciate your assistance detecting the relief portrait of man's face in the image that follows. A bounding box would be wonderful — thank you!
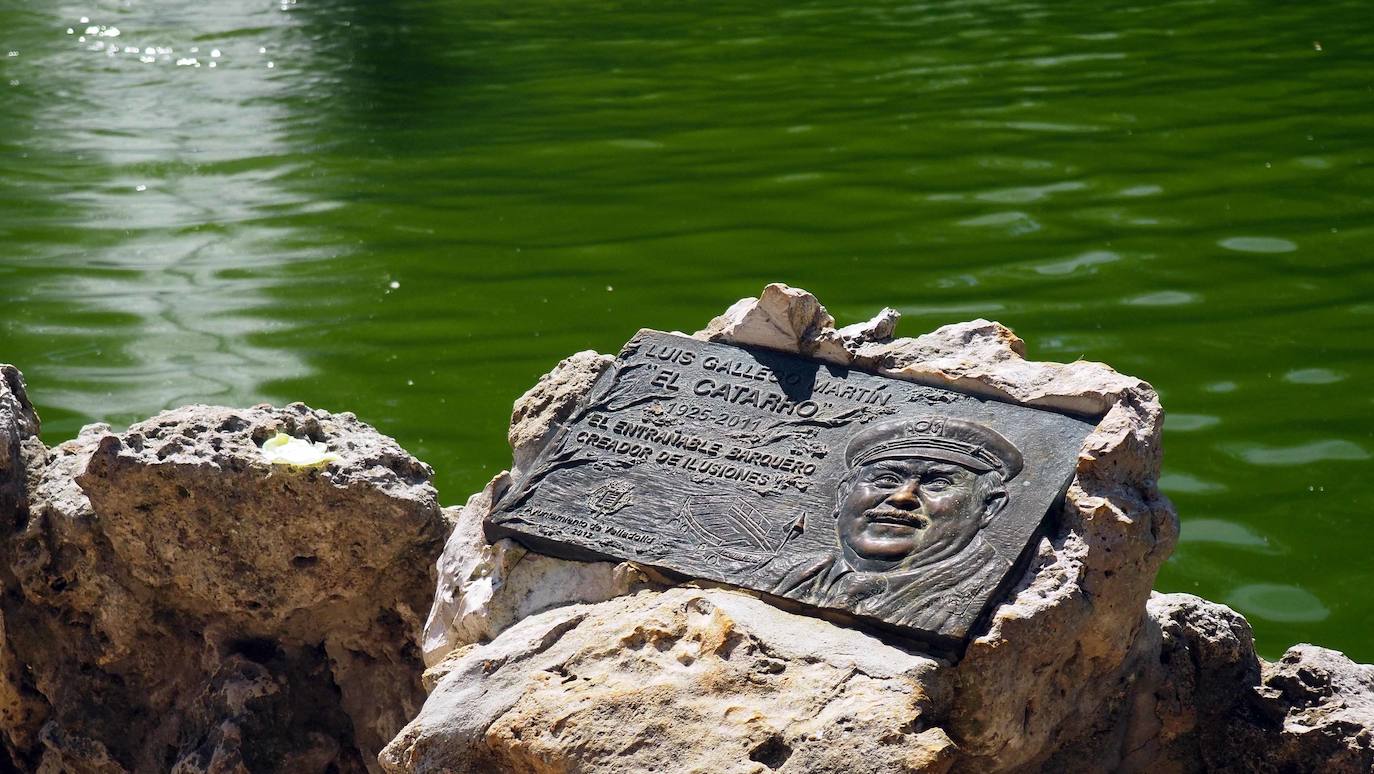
[832,417,1021,574]
[836,460,1005,572]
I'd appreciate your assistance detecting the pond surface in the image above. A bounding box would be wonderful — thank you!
[2,0,1370,661]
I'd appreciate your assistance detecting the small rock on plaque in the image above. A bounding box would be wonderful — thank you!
[486,331,1096,647]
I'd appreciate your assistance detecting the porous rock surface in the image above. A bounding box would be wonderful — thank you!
[419,348,646,668]
[389,587,955,774]
[507,350,614,476]
[393,284,1373,774]
[1245,644,1374,771]
[0,388,448,772]
[419,474,644,668]
[1046,593,1374,773]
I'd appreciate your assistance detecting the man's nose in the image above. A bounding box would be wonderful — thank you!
[885,480,921,507]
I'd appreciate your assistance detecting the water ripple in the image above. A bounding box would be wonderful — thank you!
[1225,440,1370,466]
[1033,250,1119,276]
[1227,583,1329,623]
[1283,368,1345,385]
[1181,518,1268,547]
[1160,472,1227,495]
[1219,236,1298,254]
[956,211,1041,234]
[1123,290,1198,306]
[1166,414,1221,432]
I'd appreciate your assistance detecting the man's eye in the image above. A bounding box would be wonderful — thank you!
[869,473,901,486]
[924,476,953,489]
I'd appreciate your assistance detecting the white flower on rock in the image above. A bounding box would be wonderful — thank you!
[260,432,341,467]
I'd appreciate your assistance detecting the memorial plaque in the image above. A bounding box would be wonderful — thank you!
[486,331,1097,647]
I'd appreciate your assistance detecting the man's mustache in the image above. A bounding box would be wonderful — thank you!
[863,506,929,528]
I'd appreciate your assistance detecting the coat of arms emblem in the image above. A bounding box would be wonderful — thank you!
[585,480,636,516]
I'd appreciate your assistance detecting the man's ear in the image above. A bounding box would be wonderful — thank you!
[981,489,1009,528]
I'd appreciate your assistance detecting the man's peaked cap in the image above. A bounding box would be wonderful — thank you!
[844,416,1024,482]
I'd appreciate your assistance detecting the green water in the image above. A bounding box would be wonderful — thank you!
[2,0,1371,661]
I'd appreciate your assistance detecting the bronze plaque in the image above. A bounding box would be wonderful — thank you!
[486,331,1096,647]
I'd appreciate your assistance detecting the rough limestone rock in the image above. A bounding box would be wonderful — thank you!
[1242,644,1374,771]
[698,283,900,367]
[420,474,644,668]
[0,366,39,520]
[417,348,651,671]
[508,350,615,475]
[1034,592,1259,772]
[398,284,1372,773]
[1139,592,1265,770]
[0,397,448,772]
[386,588,955,774]
[1046,593,1374,773]
[0,365,48,759]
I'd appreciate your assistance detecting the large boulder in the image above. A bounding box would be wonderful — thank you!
[75,404,440,642]
[386,588,955,774]
[397,284,1371,773]
[394,284,1175,771]
[0,398,448,772]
